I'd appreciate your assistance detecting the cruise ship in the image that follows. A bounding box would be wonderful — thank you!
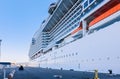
[29,0,120,74]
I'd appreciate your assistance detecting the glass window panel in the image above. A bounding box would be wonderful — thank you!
[84,1,88,8]
[89,0,94,3]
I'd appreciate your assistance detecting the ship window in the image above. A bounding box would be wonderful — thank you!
[86,59,88,62]
[76,7,79,10]
[89,0,94,4]
[74,14,77,17]
[92,59,94,61]
[78,11,81,14]
[107,57,110,60]
[74,10,77,13]
[77,17,80,20]
[77,12,79,16]
[78,63,80,69]
[84,1,88,8]
[99,58,101,60]
[117,56,120,59]
[76,53,78,55]
[32,38,36,45]
[72,53,74,56]
[69,54,71,56]
[66,55,68,57]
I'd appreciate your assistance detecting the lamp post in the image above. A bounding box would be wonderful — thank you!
[0,39,2,61]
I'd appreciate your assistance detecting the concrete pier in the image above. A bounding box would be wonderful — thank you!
[1,67,120,79]
[13,67,120,79]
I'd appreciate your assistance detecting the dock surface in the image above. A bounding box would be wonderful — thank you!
[13,67,120,79]
[1,67,120,79]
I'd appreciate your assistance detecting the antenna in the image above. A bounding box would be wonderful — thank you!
[0,39,2,61]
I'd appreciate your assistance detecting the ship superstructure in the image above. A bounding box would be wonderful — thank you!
[29,0,120,74]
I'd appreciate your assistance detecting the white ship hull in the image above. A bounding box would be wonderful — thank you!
[32,12,120,74]
[29,0,120,74]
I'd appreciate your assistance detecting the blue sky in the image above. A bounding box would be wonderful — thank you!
[0,0,56,63]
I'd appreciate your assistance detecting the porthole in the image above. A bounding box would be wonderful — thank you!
[76,52,78,55]
[107,57,110,60]
[82,60,84,62]
[72,53,74,56]
[92,59,94,61]
[99,58,101,60]
[69,54,71,56]
[117,56,120,59]
[66,55,68,57]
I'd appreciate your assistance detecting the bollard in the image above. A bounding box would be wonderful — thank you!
[8,74,13,79]
[94,70,99,79]
[8,70,15,79]
[3,68,6,79]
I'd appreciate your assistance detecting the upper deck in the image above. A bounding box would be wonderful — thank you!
[29,0,120,60]
[43,0,78,32]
